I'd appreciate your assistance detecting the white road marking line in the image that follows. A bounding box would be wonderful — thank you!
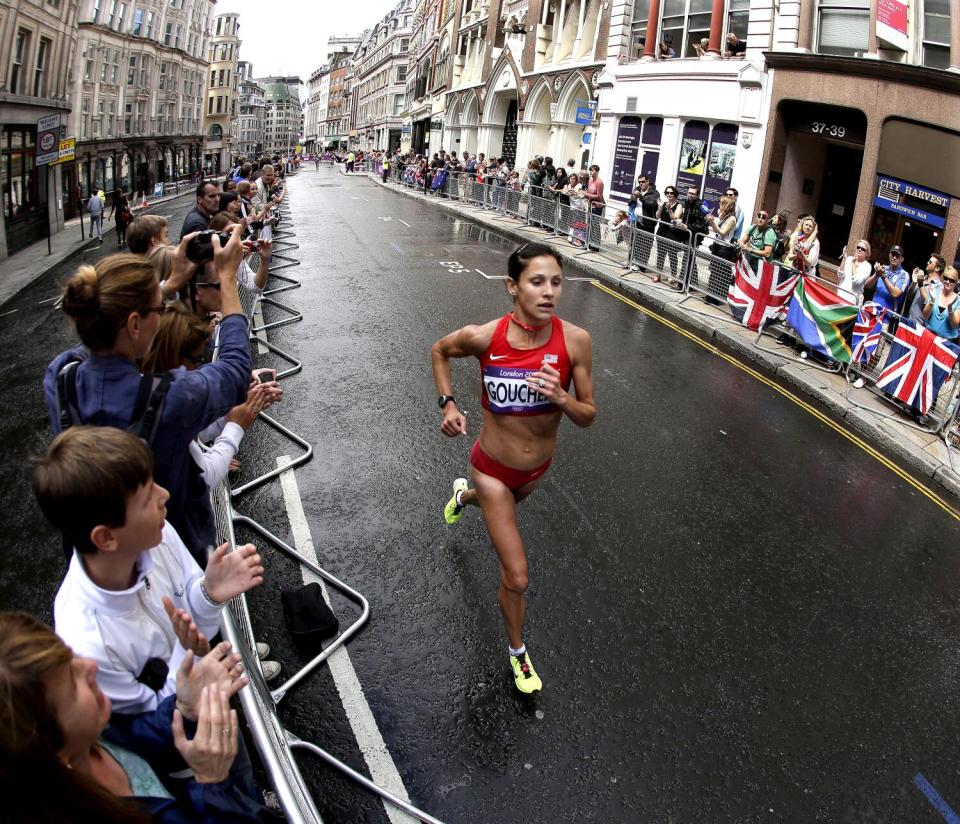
[276,456,417,824]
[398,219,412,228]
[0,309,17,318]
[475,268,507,280]
[566,277,599,282]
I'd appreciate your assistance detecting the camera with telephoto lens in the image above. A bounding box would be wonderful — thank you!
[185,230,233,263]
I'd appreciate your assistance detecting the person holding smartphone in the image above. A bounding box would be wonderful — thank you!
[431,243,596,694]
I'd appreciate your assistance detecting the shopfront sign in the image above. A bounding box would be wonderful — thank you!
[873,175,950,229]
[611,117,642,199]
[877,0,908,51]
[50,138,76,165]
[36,114,61,165]
[575,98,596,127]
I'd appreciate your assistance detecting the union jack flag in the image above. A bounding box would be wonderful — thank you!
[727,252,800,331]
[851,302,886,363]
[875,319,959,415]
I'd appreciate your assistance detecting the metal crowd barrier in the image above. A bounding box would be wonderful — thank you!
[844,305,960,434]
[211,187,446,824]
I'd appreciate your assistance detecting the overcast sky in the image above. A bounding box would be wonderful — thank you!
[216,0,401,99]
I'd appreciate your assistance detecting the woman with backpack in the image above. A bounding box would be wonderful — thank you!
[42,227,252,566]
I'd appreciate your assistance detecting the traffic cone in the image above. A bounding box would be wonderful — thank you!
[140,193,148,209]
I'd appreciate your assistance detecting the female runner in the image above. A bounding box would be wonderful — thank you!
[431,243,596,693]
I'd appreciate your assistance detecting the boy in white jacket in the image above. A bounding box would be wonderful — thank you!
[34,426,264,714]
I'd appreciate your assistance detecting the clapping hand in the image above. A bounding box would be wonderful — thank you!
[175,642,246,722]
[163,596,211,656]
[173,686,238,784]
[203,543,264,603]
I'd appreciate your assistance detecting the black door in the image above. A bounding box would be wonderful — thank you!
[899,220,941,273]
[501,99,518,169]
[815,143,862,258]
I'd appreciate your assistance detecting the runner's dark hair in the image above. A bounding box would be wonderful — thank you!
[507,243,563,282]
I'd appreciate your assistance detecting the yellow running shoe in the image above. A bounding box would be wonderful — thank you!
[510,651,542,694]
[443,478,469,525]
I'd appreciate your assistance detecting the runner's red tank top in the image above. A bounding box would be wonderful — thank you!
[480,314,571,416]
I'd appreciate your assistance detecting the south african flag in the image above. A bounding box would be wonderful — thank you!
[785,276,858,362]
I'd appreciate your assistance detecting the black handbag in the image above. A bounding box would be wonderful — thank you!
[280,583,339,651]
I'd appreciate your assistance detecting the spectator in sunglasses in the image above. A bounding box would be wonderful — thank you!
[865,244,909,313]
[739,209,777,260]
[921,266,960,341]
[838,239,872,304]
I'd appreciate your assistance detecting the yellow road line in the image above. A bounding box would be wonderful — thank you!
[592,280,960,521]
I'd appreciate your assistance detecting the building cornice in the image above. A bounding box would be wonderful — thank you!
[763,52,960,96]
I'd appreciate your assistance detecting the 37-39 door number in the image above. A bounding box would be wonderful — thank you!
[811,122,846,138]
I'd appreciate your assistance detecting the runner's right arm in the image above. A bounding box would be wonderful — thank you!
[431,322,495,437]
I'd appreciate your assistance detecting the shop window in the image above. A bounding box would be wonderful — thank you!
[817,0,870,57]
[610,115,663,200]
[675,120,739,209]
[3,127,38,223]
[921,0,950,69]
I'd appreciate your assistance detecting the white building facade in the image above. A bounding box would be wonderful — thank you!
[353,0,414,153]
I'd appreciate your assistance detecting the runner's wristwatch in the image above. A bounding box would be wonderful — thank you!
[438,395,456,410]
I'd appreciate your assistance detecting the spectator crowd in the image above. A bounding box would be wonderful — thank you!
[1,161,292,820]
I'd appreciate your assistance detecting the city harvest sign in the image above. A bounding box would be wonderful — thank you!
[877,0,908,51]
[36,115,61,165]
[874,175,950,229]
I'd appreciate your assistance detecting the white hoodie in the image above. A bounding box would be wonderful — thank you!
[54,522,222,714]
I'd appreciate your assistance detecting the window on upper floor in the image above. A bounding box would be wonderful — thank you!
[106,0,116,27]
[92,0,101,23]
[164,21,173,46]
[659,0,711,58]
[132,8,143,35]
[922,0,950,68]
[116,3,126,31]
[400,38,410,51]
[10,29,30,95]
[817,0,870,57]
[33,38,50,96]
[145,11,154,38]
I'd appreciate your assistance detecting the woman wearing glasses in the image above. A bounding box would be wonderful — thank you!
[43,227,252,566]
[838,240,873,304]
[655,186,687,286]
[922,266,960,341]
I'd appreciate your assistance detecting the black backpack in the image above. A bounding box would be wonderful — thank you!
[55,359,173,447]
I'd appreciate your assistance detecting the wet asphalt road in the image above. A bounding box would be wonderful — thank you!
[1,167,960,823]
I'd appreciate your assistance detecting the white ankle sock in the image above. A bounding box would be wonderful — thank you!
[509,644,526,658]
[455,490,464,507]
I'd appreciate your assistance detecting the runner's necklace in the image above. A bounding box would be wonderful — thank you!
[509,312,547,333]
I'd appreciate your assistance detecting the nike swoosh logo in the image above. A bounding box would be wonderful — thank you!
[489,354,509,361]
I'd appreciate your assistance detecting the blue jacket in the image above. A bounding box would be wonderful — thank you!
[44,313,251,559]
[104,695,271,822]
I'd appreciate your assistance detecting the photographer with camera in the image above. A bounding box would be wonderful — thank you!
[207,212,273,294]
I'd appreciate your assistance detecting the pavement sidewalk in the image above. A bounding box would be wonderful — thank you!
[363,170,960,503]
[0,182,214,310]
